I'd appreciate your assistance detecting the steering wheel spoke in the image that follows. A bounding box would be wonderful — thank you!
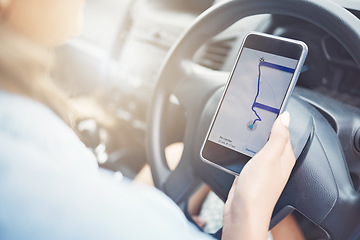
[162,159,201,205]
[172,63,228,114]
[161,103,205,204]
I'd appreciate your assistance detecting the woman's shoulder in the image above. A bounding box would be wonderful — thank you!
[0,90,98,171]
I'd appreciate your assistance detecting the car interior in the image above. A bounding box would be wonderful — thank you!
[51,0,360,239]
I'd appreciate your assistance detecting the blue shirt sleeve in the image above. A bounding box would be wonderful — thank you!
[0,134,214,240]
[0,91,214,240]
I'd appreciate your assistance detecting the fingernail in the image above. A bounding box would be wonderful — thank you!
[281,111,290,128]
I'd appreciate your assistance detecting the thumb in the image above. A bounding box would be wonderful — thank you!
[263,111,291,155]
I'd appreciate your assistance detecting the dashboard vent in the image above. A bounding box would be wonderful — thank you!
[194,37,236,71]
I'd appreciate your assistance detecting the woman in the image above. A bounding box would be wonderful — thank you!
[0,0,296,239]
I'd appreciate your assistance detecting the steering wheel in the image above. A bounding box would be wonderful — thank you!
[146,0,360,239]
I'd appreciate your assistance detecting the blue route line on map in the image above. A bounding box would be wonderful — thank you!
[253,102,280,114]
[250,61,295,128]
[259,61,295,74]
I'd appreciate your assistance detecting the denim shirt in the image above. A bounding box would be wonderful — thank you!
[0,91,213,240]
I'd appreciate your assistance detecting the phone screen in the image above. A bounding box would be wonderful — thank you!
[209,47,298,156]
[201,33,307,175]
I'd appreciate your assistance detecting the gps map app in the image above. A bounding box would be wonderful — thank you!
[208,47,298,157]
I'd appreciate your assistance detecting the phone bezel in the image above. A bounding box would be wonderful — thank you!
[200,32,308,176]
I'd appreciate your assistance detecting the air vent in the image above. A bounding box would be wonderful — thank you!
[194,37,236,71]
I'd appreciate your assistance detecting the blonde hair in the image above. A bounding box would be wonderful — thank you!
[0,25,75,127]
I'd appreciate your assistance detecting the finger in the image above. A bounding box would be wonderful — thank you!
[263,112,291,157]
[227,176,239,201]
[269,111,290,144]
[280,140,296,175]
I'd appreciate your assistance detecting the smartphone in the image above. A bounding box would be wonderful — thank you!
[200,32,308,176]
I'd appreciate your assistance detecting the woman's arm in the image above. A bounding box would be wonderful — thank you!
[222,112,296,240]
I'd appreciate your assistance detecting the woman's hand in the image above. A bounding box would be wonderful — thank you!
[222,112,296,240]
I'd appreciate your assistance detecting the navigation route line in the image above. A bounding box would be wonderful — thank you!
[248,60,295,130]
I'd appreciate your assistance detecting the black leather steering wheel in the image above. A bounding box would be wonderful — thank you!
[146,0,360,239]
